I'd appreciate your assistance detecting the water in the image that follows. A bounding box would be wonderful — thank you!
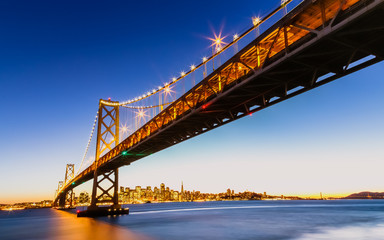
[1,200,384,240]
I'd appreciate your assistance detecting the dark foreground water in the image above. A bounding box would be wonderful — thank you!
[1,200,384,240]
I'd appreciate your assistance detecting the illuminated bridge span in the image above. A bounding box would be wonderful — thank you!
[54,0,384,210]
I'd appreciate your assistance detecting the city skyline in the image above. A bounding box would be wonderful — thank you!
[5,180,382,208]
[1,0,384,204]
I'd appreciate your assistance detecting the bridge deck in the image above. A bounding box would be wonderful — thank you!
[56,0,384,201]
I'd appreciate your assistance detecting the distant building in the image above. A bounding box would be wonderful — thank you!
[114,182,297,204]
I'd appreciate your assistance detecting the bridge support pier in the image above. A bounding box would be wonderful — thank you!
[58,194,66,208]
[89,167,120,210]
[65,190,74,208]
[78,167,128,217]
[64,164,75,208]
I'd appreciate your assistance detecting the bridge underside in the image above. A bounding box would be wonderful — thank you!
[55,0,384,204]
[99,0,384,171]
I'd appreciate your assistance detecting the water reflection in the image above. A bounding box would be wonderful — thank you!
[1,200,384,240]
[51,210,153,240]
[0,209,152,240]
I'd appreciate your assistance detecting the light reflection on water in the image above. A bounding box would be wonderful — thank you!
[1,200,384,240]
[0,209,152,240]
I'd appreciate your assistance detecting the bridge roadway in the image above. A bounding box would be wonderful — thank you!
[55,0,384,202]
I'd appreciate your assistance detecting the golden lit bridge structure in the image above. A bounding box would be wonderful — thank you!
[54,0,384,213]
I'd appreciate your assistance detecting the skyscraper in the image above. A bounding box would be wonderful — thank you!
[180,181,184,201]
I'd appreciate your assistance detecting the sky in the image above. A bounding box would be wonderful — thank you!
[0,0,383,204]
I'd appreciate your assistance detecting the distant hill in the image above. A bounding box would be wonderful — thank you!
[344,192,384,199]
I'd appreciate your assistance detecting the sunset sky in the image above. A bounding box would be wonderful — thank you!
[0,0,383,204]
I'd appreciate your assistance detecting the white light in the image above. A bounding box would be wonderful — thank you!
[147,92,150,95]
[172,77,177,82]
[190,65,195,70]
[181,71,185,76]
[152,89,156,93]
[203,57,207,62]
[252,17,261,26]
[158,86,162,90]
[233,34,239,40]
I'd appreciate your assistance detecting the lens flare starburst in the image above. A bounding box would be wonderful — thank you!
[135,109,149,123]
[208,30,227,53]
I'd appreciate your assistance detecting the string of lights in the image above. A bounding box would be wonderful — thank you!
[121,101,174,109]
[75,111,99,175]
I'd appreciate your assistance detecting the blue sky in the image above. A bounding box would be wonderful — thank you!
[0,0,383,204]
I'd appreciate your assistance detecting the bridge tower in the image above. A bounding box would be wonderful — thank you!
[57,181,65,207]
[89,99,120,210]
[64,164,75,208]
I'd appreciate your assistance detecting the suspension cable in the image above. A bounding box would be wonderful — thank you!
[121,101,174,109]
[75,111,98,175]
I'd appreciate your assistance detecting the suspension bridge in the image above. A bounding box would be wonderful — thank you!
[54,0,384,215]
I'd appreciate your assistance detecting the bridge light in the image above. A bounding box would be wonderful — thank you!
[252,17,261,26]
[121,125,128,133]
[190,65,196,70]
[122,151,128,156]
[209,32,226,51]
[202,57,207,62]
[172,77,177,82]
[181,71,185,76]
[72,182,75,185]
[233,34,239,40]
